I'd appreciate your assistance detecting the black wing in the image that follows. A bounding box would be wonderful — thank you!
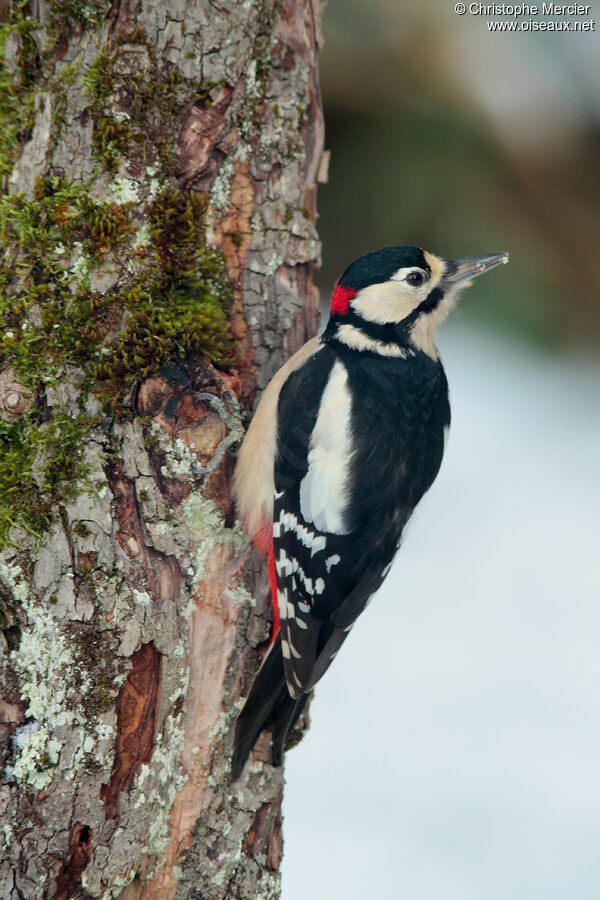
[274,342,450,698]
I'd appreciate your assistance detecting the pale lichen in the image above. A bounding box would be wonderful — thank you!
[1,823,14,850]
[131,221,151,250]
[2,561,118,788]
[155,432,199,480]
[225,582,255,609]
[208,142,249,215]
[0,561,29,604]
[183,491,247,587]
[8,723,54,789]
[109,175,141,204]
[129,711,188,856]
[132,588,151,606]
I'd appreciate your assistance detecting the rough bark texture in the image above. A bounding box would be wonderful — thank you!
[0,0,324,896]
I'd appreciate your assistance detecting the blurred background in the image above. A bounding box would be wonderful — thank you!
[283,2,600,898]
[314,0,600,347]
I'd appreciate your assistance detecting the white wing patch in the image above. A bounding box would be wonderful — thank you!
[299,361,354,535]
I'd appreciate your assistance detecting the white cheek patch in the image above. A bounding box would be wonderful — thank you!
[351,281,423,325]
[299,361,354,535]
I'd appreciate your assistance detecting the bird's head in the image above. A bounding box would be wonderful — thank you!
[325,246,509,357]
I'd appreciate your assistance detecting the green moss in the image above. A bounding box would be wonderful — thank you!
[77,552,96,579]
[94,189,235,415]
[82,48,116,102]
[92,116,133,173]
[84,42,187,175]
[9,5,41,92]
[0,411,96,545]
[0,0,109,182]
[115,27,149,46]
[0,177,134,384]
[86,199,134,253]
[223,228,243,248]
[0,179,235,541]
[47,0,107,31]
[95,292,234,414]
[83,50,134,171]
[193,80,221,107]
[0,13,38,182]
[1,182,234,385]
[73,521,91,537]
[0,179,235,479]
[0,16,237,549]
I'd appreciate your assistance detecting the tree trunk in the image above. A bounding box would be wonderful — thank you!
[0,0,324,896]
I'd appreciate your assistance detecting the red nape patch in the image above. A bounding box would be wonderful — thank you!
[330,281,357,315]
[268,546,280,642]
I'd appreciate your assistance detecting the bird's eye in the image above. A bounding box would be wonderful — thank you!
[406,271,426,287]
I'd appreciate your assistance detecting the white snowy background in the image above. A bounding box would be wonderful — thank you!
[282,323,600,900]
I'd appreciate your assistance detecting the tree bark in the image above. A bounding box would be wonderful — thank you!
[0,0,324,896]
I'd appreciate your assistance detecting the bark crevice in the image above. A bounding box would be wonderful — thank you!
[100,641,162,820]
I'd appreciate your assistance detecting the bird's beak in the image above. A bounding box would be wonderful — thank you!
[443,252,509,286]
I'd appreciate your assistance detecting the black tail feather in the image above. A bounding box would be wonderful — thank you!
[271,693,308,767]
[231,634,304,781]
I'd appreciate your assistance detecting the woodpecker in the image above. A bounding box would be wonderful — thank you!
[231,245,508,780]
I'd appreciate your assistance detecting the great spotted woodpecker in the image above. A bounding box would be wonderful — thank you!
[231,245,508,780]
